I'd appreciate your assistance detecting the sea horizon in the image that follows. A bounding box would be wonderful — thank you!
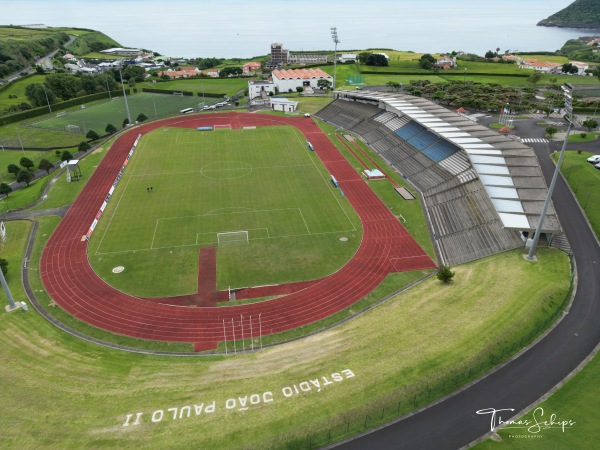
[2,0,599,58]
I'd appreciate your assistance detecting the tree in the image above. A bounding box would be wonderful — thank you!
[86,130,100,141]
[7,164,20,179]
[0,183,12,198]
[545,125,558,138]
[16,170,34,186]
[317,79,332,90]
[386,81,401,91]
[582,119,598,132]
[357,52,372,64]
[136,113,148,122]
[365,53,388,66]
[38,159,54,174]
[123,118,130,128]
[0,258,8,276]
[78,141,91,153]
[485,50,495,59]
[436,265,455,283]
[24,83,57,107]
[527,73,542,87]
[219,67,243,77]
[61,150,73,162]
[419,54,436,70]
[296,86,304,93]
[19,157,34,172]
[105,123,117,135]
[44,73,81,100]
[35,65,45,74]
[123,65,145,83]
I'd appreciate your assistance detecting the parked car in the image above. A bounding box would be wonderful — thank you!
[587,154,600,164]
[595,162,600,170]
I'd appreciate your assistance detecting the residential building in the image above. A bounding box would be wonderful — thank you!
[287,54,328,64]
[518,59,560,73]
[243,62,262,74]
[248,79,276,100]
[269,43,289,66]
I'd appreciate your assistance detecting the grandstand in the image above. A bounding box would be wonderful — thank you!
[316,93,561,266]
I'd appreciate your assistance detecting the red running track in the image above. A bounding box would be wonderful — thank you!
[40,113,435,350]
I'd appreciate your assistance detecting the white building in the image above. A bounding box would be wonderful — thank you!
[271,68,333,93]
[269,97,298,113]
[248,79,276,100]
[338,53,357,63]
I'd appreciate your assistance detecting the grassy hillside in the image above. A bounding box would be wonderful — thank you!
[0,26,69,77]
[67,30,121,56]
[538,0,600,28]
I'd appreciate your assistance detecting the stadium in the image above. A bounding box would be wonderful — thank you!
[20,95,578,448]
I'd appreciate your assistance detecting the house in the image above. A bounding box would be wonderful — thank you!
[570,61,590,75]
[243,62,262,74]
[518,59,560,73]
[158,70,188,79]
[63,53,77,61]
[202,69,220,78]
[271,68,333,93]
[248,79,276,100]
[435,56,456,70]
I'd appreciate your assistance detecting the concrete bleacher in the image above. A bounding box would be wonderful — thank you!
[315,98,527,267]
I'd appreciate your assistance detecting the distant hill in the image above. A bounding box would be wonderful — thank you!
[0,26,122,78]
[538,0,600,28]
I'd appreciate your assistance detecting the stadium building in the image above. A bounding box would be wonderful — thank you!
[316,92,563,266]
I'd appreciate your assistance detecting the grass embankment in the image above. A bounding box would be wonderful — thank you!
[0,233,570,448]
[554,151,600,240]
[568,132,599,143]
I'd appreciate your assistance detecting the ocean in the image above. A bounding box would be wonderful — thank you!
[2,0,598,58]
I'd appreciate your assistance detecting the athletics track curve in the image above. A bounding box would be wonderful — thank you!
[40,113,435,350]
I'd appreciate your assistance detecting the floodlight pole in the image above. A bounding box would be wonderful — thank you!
[0,264,17,311]
[527,83,574,260]
[119,67,133,126]
[42,85,52,113]
[331,27,340,94]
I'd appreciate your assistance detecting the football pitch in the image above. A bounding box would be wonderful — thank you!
[88,125,362,297]
[26,93,210,136]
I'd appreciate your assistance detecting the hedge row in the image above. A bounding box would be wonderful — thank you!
[359,70,530,78]
[141,88,227,98]
[0,89,127,127]
[141,88,194,96]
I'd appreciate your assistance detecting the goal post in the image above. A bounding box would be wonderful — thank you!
[217,231,249,246]
[65,124,81,133]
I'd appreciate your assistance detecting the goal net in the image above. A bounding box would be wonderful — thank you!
[65,124,81,133]
[173,91,184,96]
[217,231,249,246]
[214,124,232,130]
[56,111,66,118]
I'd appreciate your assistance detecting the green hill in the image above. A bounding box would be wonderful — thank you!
[0,26,122,78]
[0,26,70,77]
[538,0,600,28]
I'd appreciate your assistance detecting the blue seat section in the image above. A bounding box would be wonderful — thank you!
[422,139,460,163]
[408,130,439,150]
[394,121,425,140]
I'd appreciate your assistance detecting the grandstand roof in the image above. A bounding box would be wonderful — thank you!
[334,90,560,235]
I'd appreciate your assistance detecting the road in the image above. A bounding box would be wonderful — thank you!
[337,117,600,449]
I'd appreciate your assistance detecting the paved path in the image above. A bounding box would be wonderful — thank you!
[337,118,600,449]
[0,205,70,221]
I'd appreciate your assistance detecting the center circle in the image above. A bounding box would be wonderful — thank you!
[201,161,252,179]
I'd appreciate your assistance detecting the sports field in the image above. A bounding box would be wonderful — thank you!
[26,93,210,136]
[88,125,361,296]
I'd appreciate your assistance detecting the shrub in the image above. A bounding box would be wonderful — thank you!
[436,265,455,283]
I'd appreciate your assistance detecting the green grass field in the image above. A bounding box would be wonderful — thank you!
[88,125,361,296]
[1,210,570,449]
[144,78,248,96]
[0,74,47,110]
[26,93,206,136]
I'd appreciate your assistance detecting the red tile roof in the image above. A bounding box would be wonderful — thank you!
[272,68,331,80]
